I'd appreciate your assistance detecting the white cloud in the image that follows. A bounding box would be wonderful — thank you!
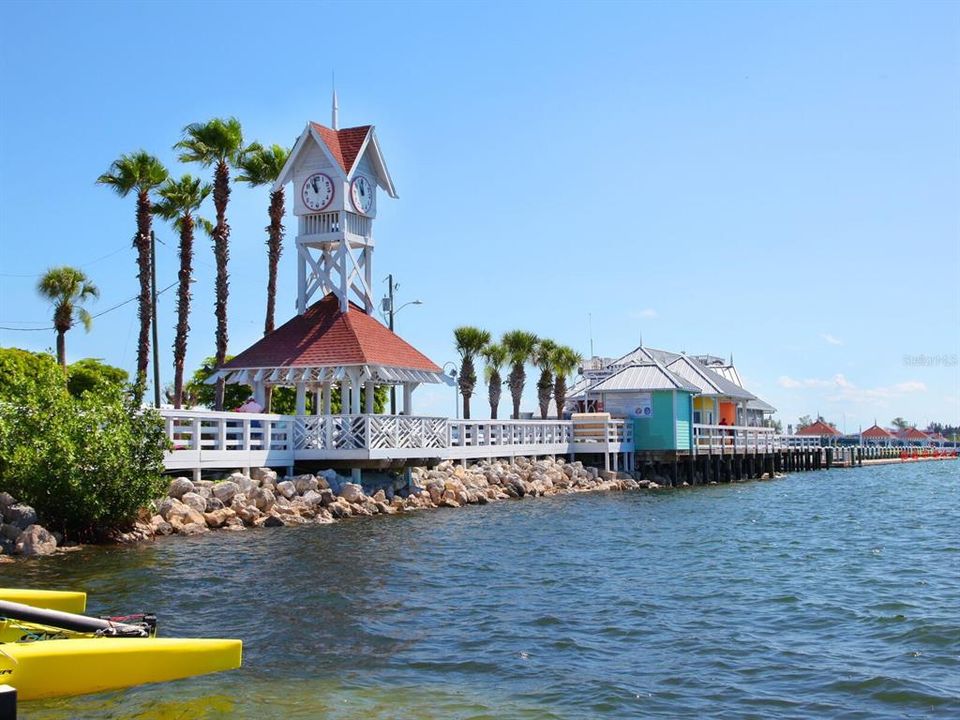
[820,333,843,346]
[630,308,658,319]
[778,372,926,406]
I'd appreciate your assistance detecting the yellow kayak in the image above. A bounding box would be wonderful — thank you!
[0,588,86,614]
[0,636,243,700]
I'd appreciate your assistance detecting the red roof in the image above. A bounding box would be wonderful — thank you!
[796,420,842,436]
[310,123,370,174]
[223,294,441,373]
[897,427,930,440]
[861,424,894,439]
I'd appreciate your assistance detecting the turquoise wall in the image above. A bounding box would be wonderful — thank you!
[632,390,695,451]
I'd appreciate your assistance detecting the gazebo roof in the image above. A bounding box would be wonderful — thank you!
[796,420,842,436]
[862,424,894,439]
[213,294,445,386]
[897,427,930,440]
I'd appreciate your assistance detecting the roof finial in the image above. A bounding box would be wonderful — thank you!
[332,74,339,130]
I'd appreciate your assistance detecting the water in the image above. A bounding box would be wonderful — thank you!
[4,462,958,719]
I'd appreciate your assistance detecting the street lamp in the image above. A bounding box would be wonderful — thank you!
[443,361,459,419]
[383,274,423,414]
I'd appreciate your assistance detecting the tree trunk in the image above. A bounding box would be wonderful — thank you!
[554,375,567,420]
[488,369,501,420]
[56,329,66,369]
[537,369,553,419]
[173,213,194,409]
[264,188,285,335]
[458,356,475,420]
[133,190,153,404]
[509,364,524,420]
[212,160,231,410]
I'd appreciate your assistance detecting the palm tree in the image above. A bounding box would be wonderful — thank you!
[532,338,557,419]
[481,343,507,419]
[501,330,539,420]
[175,117,244,410]
[551,345,582,420]
[454,326,491,419]
[237,142,291,336]
[153,175,213,409]
[97,151,168,401]
[37,267,99,369]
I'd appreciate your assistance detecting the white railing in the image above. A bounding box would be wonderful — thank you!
[448,419,574,448]
[345,212,371,237]
[294,414,449,451]
[301,211,340,236]
[164,410,294,453]
[693,424,780,454]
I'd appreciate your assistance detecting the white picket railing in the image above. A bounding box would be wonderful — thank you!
[693,424,780,454]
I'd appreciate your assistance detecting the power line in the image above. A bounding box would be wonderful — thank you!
[0,280,179,331]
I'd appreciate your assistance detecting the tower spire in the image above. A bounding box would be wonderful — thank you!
[331,80,339,130]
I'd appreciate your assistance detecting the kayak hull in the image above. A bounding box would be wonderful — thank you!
[0,637,243,700]
[0,589,86,614]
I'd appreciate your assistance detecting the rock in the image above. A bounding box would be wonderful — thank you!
[235,505,261,526]
[1,523,22,542]
[150,514,173,536]
[204,507,236,528]
[237,475,260,496]
[180,492,207,514]
[599,469,617,482]
[374,501,396,515]
[319,489,336,507]
[158,497,184,522]
[178,522,208,536]
[212,481,240,504]
[372,489,387,503]
[167,477,195,500]
[276,480,297,500]
[251,467,278,484]
[0,492,15,510]
[250,487,276,512]
[293,475,319,495]
[302,490,323,506]
[14,524,57,556]
[262,514,284,528]
[205,496,225,513]
[4,503,38,529]
[338,483,364,504]
[439,497,460,508]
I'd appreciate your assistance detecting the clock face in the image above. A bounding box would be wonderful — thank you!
[350,175,374,215]
[301,173,334,212]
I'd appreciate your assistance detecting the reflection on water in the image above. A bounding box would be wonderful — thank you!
[5,462,959,719]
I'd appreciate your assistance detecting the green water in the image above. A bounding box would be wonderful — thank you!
[4,462,959,718]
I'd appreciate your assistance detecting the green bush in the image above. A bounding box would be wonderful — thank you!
[67,357,128,397]
[0,348,167,540]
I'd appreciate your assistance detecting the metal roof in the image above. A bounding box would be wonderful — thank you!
[665,355,757,400]
[610,345,680,368]
[746,397,777,413]
[590,362,701,393]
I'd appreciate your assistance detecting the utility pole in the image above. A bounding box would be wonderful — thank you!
[150,230,161,408]
[387,273,396,414]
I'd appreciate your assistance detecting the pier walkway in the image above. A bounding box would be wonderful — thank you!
[161,410,634,479]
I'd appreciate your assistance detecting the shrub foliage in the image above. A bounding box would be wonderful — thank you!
[0,348,167,539]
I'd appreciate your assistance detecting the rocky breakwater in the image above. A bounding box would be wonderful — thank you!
[0,491,65,558]
[127,457,659,541]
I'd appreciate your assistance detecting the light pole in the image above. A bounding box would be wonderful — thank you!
[383,273,422,414]
[443,361,459,419]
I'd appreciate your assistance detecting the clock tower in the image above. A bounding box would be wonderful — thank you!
[273,95,398,315]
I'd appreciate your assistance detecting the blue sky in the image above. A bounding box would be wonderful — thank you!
[1,0,957,428]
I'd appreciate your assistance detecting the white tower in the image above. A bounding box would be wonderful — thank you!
[273,100,397,315]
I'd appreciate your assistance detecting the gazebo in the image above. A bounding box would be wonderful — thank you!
[795,420,842,440]
[211,294,448,415]
[860,424,895,447]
